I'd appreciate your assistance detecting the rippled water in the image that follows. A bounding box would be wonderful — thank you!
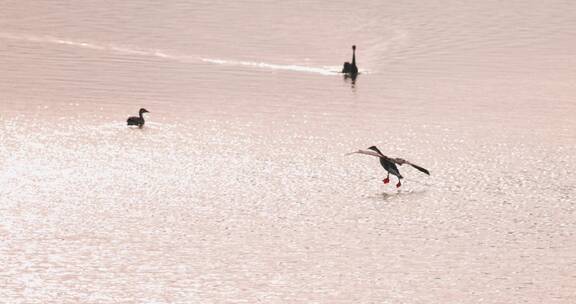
[1,1,575,303]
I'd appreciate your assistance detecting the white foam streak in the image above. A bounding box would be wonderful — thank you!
[201,58,338,75]
[0,32,337,75]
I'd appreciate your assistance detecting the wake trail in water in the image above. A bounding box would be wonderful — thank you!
[0,32,338,76]
[201,58,337,75]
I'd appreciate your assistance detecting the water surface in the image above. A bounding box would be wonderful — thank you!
[1,1,575,303]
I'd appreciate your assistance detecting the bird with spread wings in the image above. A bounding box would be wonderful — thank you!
[347,146,430,187]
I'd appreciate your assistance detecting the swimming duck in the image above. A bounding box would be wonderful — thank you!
[347,146,430,187]
[341,45,358,74]
[127,108,149,128]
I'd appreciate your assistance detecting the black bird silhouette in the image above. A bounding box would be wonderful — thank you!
[127,108,149,128]
[341,45,358,74]
[347,146,430,187]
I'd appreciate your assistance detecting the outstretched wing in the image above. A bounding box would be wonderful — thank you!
[345,150,385,158]
[392,158,430,175]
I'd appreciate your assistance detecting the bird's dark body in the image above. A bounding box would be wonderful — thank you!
[127,116,144,126]
[342,62,358,74]
[379,157,403,179]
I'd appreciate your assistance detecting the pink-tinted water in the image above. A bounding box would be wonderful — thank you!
[1,1,575,303]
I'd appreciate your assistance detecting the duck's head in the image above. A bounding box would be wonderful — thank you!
[352,45,356,51]
[139,108,149,115]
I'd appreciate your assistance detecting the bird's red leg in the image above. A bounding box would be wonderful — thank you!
[396,180,402,188]
[383,173,390,184]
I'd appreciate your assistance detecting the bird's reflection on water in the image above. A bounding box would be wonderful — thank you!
[361,188,428,201]
[343,72,358,88]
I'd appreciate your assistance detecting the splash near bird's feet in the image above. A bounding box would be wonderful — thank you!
[383,178,390,184]
[396,181,402,188]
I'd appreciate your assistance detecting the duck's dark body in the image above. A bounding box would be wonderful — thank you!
[342,45,358,74]
[127,108,149,128]
[127,116,144,127]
